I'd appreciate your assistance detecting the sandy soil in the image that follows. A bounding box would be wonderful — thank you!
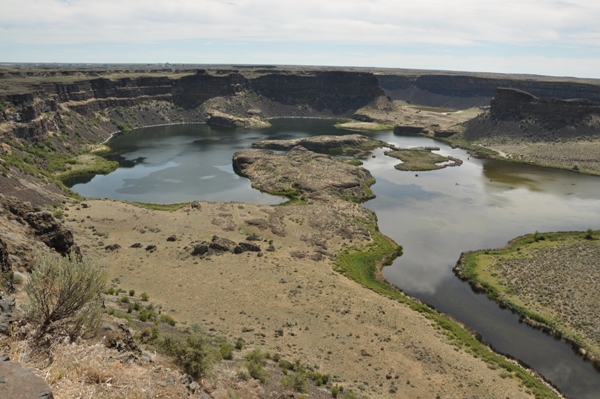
[60,199,539,399]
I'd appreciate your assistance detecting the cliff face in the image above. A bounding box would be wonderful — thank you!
[378,74,600,109]
[465,88,600,142]
[0,70,385,143]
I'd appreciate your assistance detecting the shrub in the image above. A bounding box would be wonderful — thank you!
[119,296,130,304]
[220,343,233,360]
[280,370,307,393]
[331,384,344,398]
[160,314,177,326]
[584,228,595,240]
[129,289,135,296]
[235,338,244,350]
[171,333,218,379]
[139,309,149,322]
[25,251,106,337]
[140,292,150,301]
[244,349,269,383]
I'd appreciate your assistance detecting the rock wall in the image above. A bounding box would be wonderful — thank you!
[378,73,600,109]
[464,88,600,142]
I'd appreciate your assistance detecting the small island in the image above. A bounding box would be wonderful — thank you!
[385,147,463,171]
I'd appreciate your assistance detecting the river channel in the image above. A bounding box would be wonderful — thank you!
[66,119,600,399]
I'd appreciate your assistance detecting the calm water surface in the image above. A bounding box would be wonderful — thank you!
[67,119,600,398]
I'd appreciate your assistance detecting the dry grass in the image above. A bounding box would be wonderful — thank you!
[10,338,188,399]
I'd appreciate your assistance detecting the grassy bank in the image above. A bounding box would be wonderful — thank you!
[334,121,394,131]
[455,230,600,369]
[385,148,462,171]
[335,223,560,399]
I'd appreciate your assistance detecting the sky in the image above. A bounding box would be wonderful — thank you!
[1,0,599,78]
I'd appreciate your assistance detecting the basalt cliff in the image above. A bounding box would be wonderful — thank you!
[464,88,600,142]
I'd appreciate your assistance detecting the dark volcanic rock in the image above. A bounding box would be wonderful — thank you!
[105,244,121,251]
[130,243,142,248]
[166,235,177,242]
[145,245,157,252]
[233,242,261,254]
[209,236,236,252]
[0,294,15,335]
[0,361,54,399]
[2,197,80,259]
[0,239,13,292]
[191,244,209,256]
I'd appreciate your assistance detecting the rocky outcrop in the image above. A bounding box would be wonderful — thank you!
[233,145,376,203]
[206,110,270,129]
[464,88,600,142]
[251,134,389,151]
[393,125,425,135]
[1,196,81,261]
[0,361,54,399]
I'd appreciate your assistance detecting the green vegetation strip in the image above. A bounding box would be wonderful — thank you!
[457,230,600,366]
[334,223,559,399]
[129,202,190,212]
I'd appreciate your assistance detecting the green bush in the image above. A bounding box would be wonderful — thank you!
[584,228,595,240]
[235,338,244,350]
[160,314,177,326]
[139,309,149,322]
[140,292,150,301]
[280,370,307,393]
[129,289,135,296]
[25,251,106,337]
[173,333,218,379]
[244,349,269,383]
[220,343,233,360]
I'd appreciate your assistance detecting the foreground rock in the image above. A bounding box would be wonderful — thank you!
[233,145,376,202]
[0,362,54,399]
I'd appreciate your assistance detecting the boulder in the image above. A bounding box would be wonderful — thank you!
[233,242,262,254]
[0,361,54,399]
[191,244,209,256]
[209,236,236,252]
[0,295,15,335]
[166,235,177,242]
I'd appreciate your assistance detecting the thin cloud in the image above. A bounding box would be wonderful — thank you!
[1,0,599,77]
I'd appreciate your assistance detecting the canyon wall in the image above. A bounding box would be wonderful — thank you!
[378,73,600,109]
[465,88,600,142]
